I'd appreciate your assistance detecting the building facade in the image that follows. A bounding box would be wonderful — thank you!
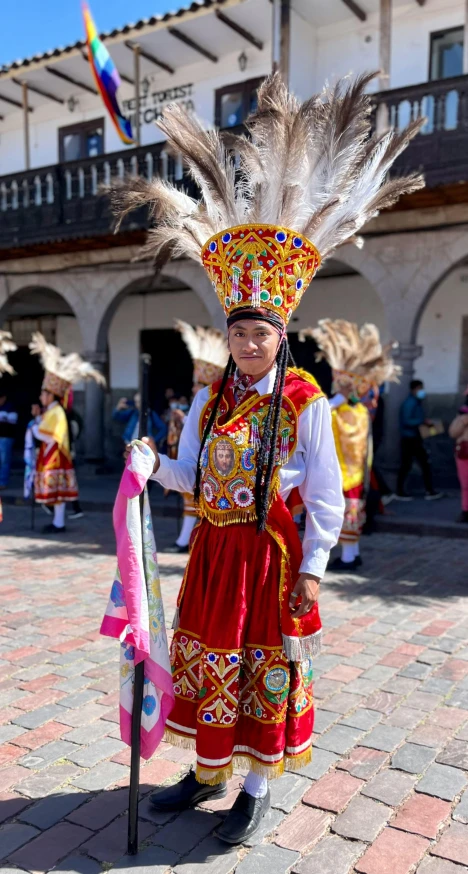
[0,0,467,474]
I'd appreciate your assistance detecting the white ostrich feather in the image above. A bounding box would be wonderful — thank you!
[29,332,107,387]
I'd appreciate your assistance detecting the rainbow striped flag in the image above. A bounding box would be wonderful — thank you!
[83,3,135,146]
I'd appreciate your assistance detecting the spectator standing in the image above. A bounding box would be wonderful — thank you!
[113,393,166,449]
[396,379,442,501]
[0,392,18,489]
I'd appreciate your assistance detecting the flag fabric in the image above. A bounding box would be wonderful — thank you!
[82,3,135,146]
[101,441,174,759]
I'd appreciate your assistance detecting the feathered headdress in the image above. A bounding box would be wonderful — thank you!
[302,318,401,397]
[29,332,106,400]
[0,331,17,376]
[110,71,424,325]
[175,319,229,387]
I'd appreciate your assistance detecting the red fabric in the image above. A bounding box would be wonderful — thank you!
[35,444,78,504]
[340,483,365,544]
[168,516,316,781]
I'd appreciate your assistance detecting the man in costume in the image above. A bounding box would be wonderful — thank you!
[166,320,229,553]
[29,333,106,533]
[0,331,17,519]
[112,71,423,843]
[307,319,401,571]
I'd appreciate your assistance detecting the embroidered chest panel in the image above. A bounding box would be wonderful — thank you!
[198,391,298,525]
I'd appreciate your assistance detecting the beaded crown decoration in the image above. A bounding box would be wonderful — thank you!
[201,224,320,324]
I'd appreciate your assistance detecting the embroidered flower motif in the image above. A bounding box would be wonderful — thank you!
[142,694,156,715]
[202,482,214,503]
[265,667,288,693]
[123,645,135,661]
[217,497,230,510]
[110,580,125,608]
[233,486,254,508]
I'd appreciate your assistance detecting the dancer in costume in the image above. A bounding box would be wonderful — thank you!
[29,333,106,533]
[111,72,423,843]
[0,331,17,521]
[307,320,401,571]
[166,320,229,553]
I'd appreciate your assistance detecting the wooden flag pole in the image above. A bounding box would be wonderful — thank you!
[127,352,152,856]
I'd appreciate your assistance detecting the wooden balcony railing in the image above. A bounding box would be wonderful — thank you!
[1,77,468,252]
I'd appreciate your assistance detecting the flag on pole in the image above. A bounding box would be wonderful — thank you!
[101,441,174,759]
[82,3,135,146]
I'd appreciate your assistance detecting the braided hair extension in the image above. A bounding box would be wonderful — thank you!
[255,337,289,532]
[194,355,234,503]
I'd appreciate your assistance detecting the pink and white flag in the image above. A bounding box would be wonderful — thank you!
[101,441,174,759]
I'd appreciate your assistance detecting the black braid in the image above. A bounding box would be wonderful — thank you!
[194,355,234,503]
[255,337,290,533]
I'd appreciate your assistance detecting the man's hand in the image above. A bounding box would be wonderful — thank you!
[289,573,321,617]
[116,397,129,411]
[124,436,160,474]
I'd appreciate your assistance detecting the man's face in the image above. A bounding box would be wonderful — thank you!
[214,443,234,476]
[40,390,54,407]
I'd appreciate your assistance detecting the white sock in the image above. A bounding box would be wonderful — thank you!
[244,770,268,799]
[53,503,66,528]
[176,515,197,547]
[341,543,355,563]
[354,541,360,557]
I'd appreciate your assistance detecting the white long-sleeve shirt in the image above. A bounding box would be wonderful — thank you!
[151,370,344,578]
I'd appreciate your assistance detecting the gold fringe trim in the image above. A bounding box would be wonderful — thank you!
[285,746,312,772]
[163,728,196,750]
[196,764,234,785]
[199,505,256,527]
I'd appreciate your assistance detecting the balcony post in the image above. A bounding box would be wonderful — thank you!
[133,45,141,147]
[272,0,290,85]
[379,0,392,90]
[464,0,468,74]
[22,83,30,171]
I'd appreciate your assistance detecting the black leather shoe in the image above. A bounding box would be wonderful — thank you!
[329,556,358,572]
[216,787,270,845]
[150,769,227,812]
[42,524,67,534]
[164,543,190,554]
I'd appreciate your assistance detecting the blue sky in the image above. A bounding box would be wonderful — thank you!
[0,1,176,66]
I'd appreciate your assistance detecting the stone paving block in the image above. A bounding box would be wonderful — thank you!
[274,804,331,853]
[18,790,87,830]
[293,748,339,781]
[391,743,437,774]
[53,676,94,693]
[320,691,363,714]
[292,834,366,874]
[405,691,443,712]
[313,678,342,699]
[360,724,407,752]
[453,788,468,823]
[152,808,221,857]
[11,702,66,729]
[362,665,398,683]
[65,736,126,768]
[431,822,468,866]
[56,690,102,709]
[65,721,112,745]
[71,761,129,791]
[83,816,156,863]
[416,764,468,801]
[243,808,285,847]
[9,821,93,870]
[0,765,30,792]
[56,702,112,728]
[67,787,128,829]
[52,661,96,678]
[355,827,430,874]
[392,793,452,839]
[269,773,310,813]
[429,708,468,729]
[322,665,364,683]
[420,679,454,695]
[417,857,468,874]
[436,740,468,770]
[313,709,340,734]
[364,691,403,715]
[381,677,420,696]
[337,747,388,780]
[0,823,40,860]
[399,663,432,680]
[418,650,447,667]
[429,638,460,654]
[135,795,175,828]
[14,764,81,799]
[236,843,299,874]
[362,769,417,806]
[314,724,364,755]
[112,845,180,874]
[0,791,31,824]
[409,725,451,749]
[332,794,390,842]
[340,708,382,731]
[0,725,25,744]
[302,770,363,813]
[19,739,77,770]
[446,690,468,709]
[173,835,238,874]
[54,853,103,874]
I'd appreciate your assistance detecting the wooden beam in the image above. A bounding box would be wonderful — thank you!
[214,10,264,50]
[272,0,281,73]
[81,50,134,86]
[168,27,218,63]
[45,66,98,96]
[280,0,290,86]
[379,0,392,91]
[341,0,367,22]
[22,82,30,170]
[12,77,65,105]
[124,41,174,75]
[0,92,33,111]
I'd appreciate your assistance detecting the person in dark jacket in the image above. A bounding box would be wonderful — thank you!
[0,393,18,488]
[113,393,167,447]
[396,380,442,500]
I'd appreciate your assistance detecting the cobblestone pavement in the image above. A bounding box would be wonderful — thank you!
[1,505,468,874]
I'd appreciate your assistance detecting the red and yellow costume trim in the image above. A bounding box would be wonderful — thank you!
[35,405,78,505]
[331,401,371,544]
[166,368,324,783]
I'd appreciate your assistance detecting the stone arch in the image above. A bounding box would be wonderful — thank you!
[411,251,468,346]
[0,285,83,348]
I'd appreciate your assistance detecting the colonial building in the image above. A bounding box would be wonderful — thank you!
[0,0,466,472]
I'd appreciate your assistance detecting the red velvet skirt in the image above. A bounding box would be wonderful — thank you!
[35,443,78,505]
[165,518,316,784]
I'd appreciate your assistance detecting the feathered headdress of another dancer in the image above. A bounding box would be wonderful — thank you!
[0,331,17,376]
[301,319,401,399]
[175,320,229,388]
[29,332,106,401]
[109,71,424,327]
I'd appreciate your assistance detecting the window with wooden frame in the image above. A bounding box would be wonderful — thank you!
[429,27,463,81]
[58,118,105,163]
[215,77,264,129]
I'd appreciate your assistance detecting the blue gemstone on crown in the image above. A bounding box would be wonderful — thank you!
[209,241,217,252]
[275,231,287,243]
[222,232,232,243]
[293,237,303,248]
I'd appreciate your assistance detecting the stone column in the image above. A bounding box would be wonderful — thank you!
[380,343,423,474]
[83,350,108,462]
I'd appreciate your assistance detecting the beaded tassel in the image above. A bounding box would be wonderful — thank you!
[231,266,241,303]
[250,415,261,449]
[250,269,262,307]
[279,428,290,464]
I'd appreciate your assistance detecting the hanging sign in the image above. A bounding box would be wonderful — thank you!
[122,83,195,128]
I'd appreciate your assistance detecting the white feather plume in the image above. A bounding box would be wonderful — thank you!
[0,331,17,376]
[29,333,106,387]
[174,320,228,368]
